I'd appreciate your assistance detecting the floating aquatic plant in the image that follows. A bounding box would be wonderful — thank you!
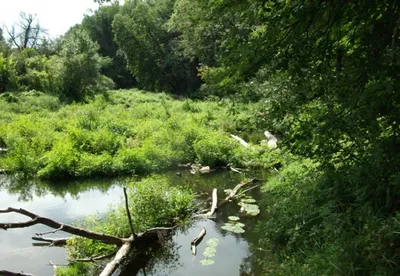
[239,197,260,216]
[221,222,245,233]
[200,238,219,266]
[228,216,240,221]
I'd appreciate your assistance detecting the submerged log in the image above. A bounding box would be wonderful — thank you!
[191,227,206,255]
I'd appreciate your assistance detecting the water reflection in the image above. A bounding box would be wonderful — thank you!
[0,170,266,276]
[0,176,126,276]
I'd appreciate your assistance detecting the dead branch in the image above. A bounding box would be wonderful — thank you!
[35,225,63,236]
[49,261,57,275]
[123,187,136,238]
[230,167,243,174]
[0,183,179,276]
[191,227,206,255]
[235,185,260,198]
[206,189,218,217]
[0,271,34,276]
[31,236,69,247]
[74,251,117,263]
[218,178,258,208]
[0,208,124,246]
[230,134,249,147]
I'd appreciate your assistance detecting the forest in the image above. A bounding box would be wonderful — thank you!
[0,0,399,275]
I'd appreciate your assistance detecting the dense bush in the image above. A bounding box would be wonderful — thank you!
[256,157,400,275]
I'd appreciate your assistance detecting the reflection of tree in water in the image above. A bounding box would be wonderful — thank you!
[0,176,47,201]
[0,175,128,201]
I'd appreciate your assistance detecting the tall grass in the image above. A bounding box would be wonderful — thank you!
[0,89,273,178]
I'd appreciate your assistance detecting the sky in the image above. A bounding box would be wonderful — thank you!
[0,0,100,38]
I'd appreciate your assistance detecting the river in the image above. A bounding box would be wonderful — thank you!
[0,171,265,275]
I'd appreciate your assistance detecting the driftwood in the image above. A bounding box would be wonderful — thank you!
[206,188,218,217]
[230,134,249,147]
[230,167,243,174]
[190,227,206,255]
[199,166,211,174]
[0,188,178,276]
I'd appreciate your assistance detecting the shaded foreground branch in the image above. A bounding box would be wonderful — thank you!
[0,208,124,246]
[0,203,177,276]
[0,271,34,276]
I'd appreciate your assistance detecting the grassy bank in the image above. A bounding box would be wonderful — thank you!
[0,89,276,179]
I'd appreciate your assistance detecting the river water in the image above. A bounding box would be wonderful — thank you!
[0,171,265,275]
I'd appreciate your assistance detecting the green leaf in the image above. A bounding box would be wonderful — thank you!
[206,238,220,247]
[228,216,240,221]
[200,259,215,266]
[241,198,256,203]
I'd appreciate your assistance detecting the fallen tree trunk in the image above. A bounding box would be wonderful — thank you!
[191,227,206,255]
[99,239,133,276]
[0,188,178,276]
[206,188,218,217]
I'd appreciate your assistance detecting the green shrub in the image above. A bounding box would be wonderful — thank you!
[256,157,400,275]
[193,131,238,166]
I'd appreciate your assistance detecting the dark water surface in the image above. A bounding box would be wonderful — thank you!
[0,171,265,275]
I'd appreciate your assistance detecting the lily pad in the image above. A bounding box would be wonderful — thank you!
[203,249,216,258]
[206,238,220,247]
[241,198,256,203]
[239,202,260,216]
[221,222,245,234]
[232,227,245,234]
[200,259,215,266]
[228,216,240,221]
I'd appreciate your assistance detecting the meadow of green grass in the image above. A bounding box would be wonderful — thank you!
[0,89,277,179]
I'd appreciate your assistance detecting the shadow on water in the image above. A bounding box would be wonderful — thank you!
[0,169,268,276]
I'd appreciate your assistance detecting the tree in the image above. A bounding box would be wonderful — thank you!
[51,29,114,102]
[81,4,136,88]
[5,12,47,50]
[0,27,9,54]
[113,0,200,94]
